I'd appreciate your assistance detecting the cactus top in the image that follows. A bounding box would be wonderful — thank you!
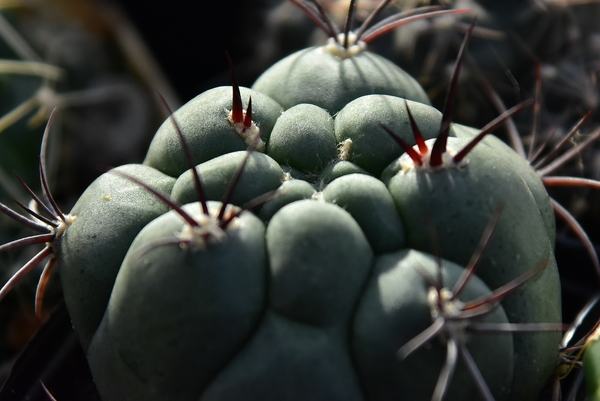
[251,46,431,114]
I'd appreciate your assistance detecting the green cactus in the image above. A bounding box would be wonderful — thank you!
[5,1,600,400]
[59,163,176,350]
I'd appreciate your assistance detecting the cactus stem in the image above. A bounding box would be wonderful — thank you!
[114,105,270,252]
[110,167,241,253]
[397,253,561,401]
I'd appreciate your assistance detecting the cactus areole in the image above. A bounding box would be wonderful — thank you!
[0,2,566,401]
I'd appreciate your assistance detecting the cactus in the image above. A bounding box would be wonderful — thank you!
[4,0,600,400]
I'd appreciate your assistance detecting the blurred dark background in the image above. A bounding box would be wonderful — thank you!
[115,0,262,102]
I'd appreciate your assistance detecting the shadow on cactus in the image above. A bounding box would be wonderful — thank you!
[353,207,566,401]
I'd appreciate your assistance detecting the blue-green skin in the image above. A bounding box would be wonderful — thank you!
[452,123,556,246]
[259,179,316,221]
[335,94,450,176]
[144,86,283,177]
[170,151,285,206]
[382,137,561,401]
[322,173,405,254]
[198,199,373,400]
[58,164,175,350]
[251,46,431,114]
[267,199,373,326]
[280,164,313,181]
[353,249,513,401]
[200,311,364,401]
[316,160,371,187]
[267,103,337,174]
[87,202,267,401]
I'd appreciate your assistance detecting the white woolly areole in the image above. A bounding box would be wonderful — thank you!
[428,287,465,320]
[29,199,77,243]
[325,32,367,59]
[398,146,467,173]
[55,214,77,238]
[337,138,352,161]
[227,109,266,152]
[177,209,240,252]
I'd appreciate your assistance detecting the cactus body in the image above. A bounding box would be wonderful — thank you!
[383,136,561,400]
[0,3,571,400]
[171,151,285,206]
[322,173,405,254]
[252,46,430,114]
[144,86,283,177]
[259,179,316,221]
[585,335,600,401]
[353,249,514,401]
[58,164,175,349]
[452,123,556,245]
[335,95,448,176]
[88,202,267,401]
[267,103,337,174]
